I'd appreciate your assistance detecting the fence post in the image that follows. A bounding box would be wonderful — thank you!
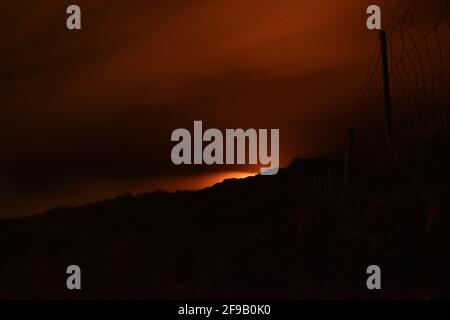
[327,167,332,198]
[344,128,355,186]
[379,30,394,144]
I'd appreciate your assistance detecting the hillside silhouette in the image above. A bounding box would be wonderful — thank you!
[0,131,449,299]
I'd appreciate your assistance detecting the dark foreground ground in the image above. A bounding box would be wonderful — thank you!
[0,133,449,299]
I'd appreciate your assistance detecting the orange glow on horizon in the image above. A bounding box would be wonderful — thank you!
[198,170,258,189]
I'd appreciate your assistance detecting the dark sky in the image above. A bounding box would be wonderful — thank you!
[1,0,439,217]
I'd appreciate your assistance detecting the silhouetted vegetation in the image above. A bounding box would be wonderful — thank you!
[0,132,449,299]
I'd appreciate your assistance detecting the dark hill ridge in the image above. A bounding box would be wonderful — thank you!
[0,147,449,299]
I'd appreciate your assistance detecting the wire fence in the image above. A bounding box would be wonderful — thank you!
[354,0,450,149]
